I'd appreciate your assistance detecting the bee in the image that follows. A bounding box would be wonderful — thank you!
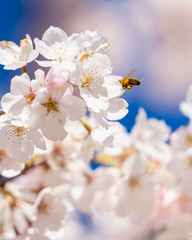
[119,68,142,90]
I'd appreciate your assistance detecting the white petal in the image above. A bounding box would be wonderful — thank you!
[35,59,56,67]
[0,125,10,149]
[42,26,67,45]
[29,130,47,151]
[34,38,56,60]
[27,49,39,62]
[10,73,31,95]
[104,75,124,98]
[106,98,128,120]
[0,40,19,53]
[10,137,34,162]
[61,95,86,120]
[1,93,23,115]
[82,92,109,113]
[4,61,26,70]
[27,104,46,130]
[180,102,192,118]
[31,69,45,91]
[20,34,34,60]
[41,114,67,141]
[6,97,26,117]
[0,41,20,65]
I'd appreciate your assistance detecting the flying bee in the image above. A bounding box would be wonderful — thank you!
[119,68,142,90]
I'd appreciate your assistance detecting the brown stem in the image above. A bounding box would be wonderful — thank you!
[79,119,92,133]
[0,160,47,188]
[21,65,28,74]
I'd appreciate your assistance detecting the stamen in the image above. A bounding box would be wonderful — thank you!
[41,97,59,115]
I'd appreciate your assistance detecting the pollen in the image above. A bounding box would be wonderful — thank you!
[13,126,25,137]
[25,92,36,103]
[81,71,102,89]
[41,97,59,115]
[104,41,110,48]
[52,42,68,62]
[81,75,93,87]
[80,54,89,62]
[5,125,27,144]
[58,119,64,125]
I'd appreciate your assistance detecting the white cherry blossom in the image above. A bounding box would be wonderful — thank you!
[34,26,81,68]
[170,120,192,152]
[28,83,86,141]
[0,118,46,162]
[32,187,70,232]
[1,70,44,122]
[0,182,35,238]
[79,30,111,56]
[2,26,191,240]
[73,53,124,115]
[131,108,171,162]
[115,153,155,220]
[0,34,38,70]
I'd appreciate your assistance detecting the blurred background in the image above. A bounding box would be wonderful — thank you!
[0,0,191,132]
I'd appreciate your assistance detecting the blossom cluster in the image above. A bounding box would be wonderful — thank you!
[0,26,192,240]
[0,26,127,163]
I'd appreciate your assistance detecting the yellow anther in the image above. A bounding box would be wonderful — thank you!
[13,126,25,137]
[26,92,35,103]
[80,54,89,62]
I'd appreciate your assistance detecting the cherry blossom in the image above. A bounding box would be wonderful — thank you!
[1,70,44,122]
[73,53,125,117]
[79,30,111,56]
[34,26,81,68]
[0,34,38,70]
[27,83,86,141]
[0,118,46,162]
[32,187,70,232]
[0,26,192,240]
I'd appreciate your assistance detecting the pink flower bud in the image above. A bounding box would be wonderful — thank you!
[45,65,70,89]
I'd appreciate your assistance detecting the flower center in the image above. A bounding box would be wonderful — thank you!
[5,125,26,144]
[81,72,102,90]
[13,126,26,137]
[41,97,59,115]
[25,92,36,103]
[81,75,93,87]
[52,42,68,62]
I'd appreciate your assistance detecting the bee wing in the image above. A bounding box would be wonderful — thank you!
[125,67,138,78]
